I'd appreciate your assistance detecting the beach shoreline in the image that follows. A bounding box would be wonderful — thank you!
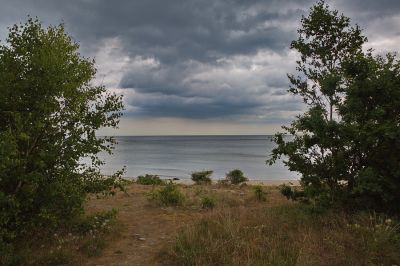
[174,179,299,186]
[124,176,299,186]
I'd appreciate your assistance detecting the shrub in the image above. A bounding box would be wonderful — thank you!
[253,185,266,202]
[201,196,216,209]
[136,174,165,185]
[226,169,248,184]
[279,184,294,200]
[75,209,118,235]
[0,241,24,266]
[148,182,184,206]
[80,237,106,257]
[191,170,213,185]
[36,250,71,266]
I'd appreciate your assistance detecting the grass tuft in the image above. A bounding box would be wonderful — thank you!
[80,237,106,257]
[201,196,216,209]
[253,185,266,202]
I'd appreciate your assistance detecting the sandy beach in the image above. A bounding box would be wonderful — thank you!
[173,179,299,186]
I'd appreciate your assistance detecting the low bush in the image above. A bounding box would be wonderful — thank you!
[191,171,213,185]
[226,169,248,184]
[36,250,71,266]
[0,242,25,266]
[148,182,185,206]
[75,209,118,235]
[201,196,216,209]
[80,237,106,257]
[253,185,266,201]
[136,174,165,185]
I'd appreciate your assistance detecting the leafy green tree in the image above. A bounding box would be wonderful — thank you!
[340,53,400,211]
[268,1,400,212]
[268,1,366,208]
[0,18,125,245]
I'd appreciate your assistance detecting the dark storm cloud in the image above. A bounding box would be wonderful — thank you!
[0,0,399,122]
[0,0,309,60]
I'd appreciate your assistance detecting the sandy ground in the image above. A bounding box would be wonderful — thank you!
[123,177,299,186]
[175,179,299,186]
[84,185,200,266]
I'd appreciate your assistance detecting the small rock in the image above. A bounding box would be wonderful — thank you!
[138,237,146,241]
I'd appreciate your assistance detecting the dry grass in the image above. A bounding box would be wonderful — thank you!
[163,191,400,266]
[8,183,400,266]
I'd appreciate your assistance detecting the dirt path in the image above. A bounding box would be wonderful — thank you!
[84,185,200,266]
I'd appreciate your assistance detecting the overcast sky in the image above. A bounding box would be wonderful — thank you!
[0,0,399,135]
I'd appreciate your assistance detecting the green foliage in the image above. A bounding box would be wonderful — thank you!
[148,181,185,206]
[136,174,165,185]
[201,196,216,209]
[75,209,118,235]
[225,169,248,184]
[279,184,294,200]
[191,170,213,184]
[76,209,117,258]
[0,18,124,249]
[267,1,400,212]
[253,185,266,202]
[80,237,106,257]
[347,213,400,265]
[340,53,400,211]
[36,251,71,266]
[0,241,17,266]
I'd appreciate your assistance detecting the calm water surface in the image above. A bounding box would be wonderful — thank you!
[99,135,298,181]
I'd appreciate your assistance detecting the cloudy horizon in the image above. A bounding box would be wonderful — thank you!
[1,0,399,135]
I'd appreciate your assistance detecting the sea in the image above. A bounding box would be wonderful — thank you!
[98,135,298,181]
